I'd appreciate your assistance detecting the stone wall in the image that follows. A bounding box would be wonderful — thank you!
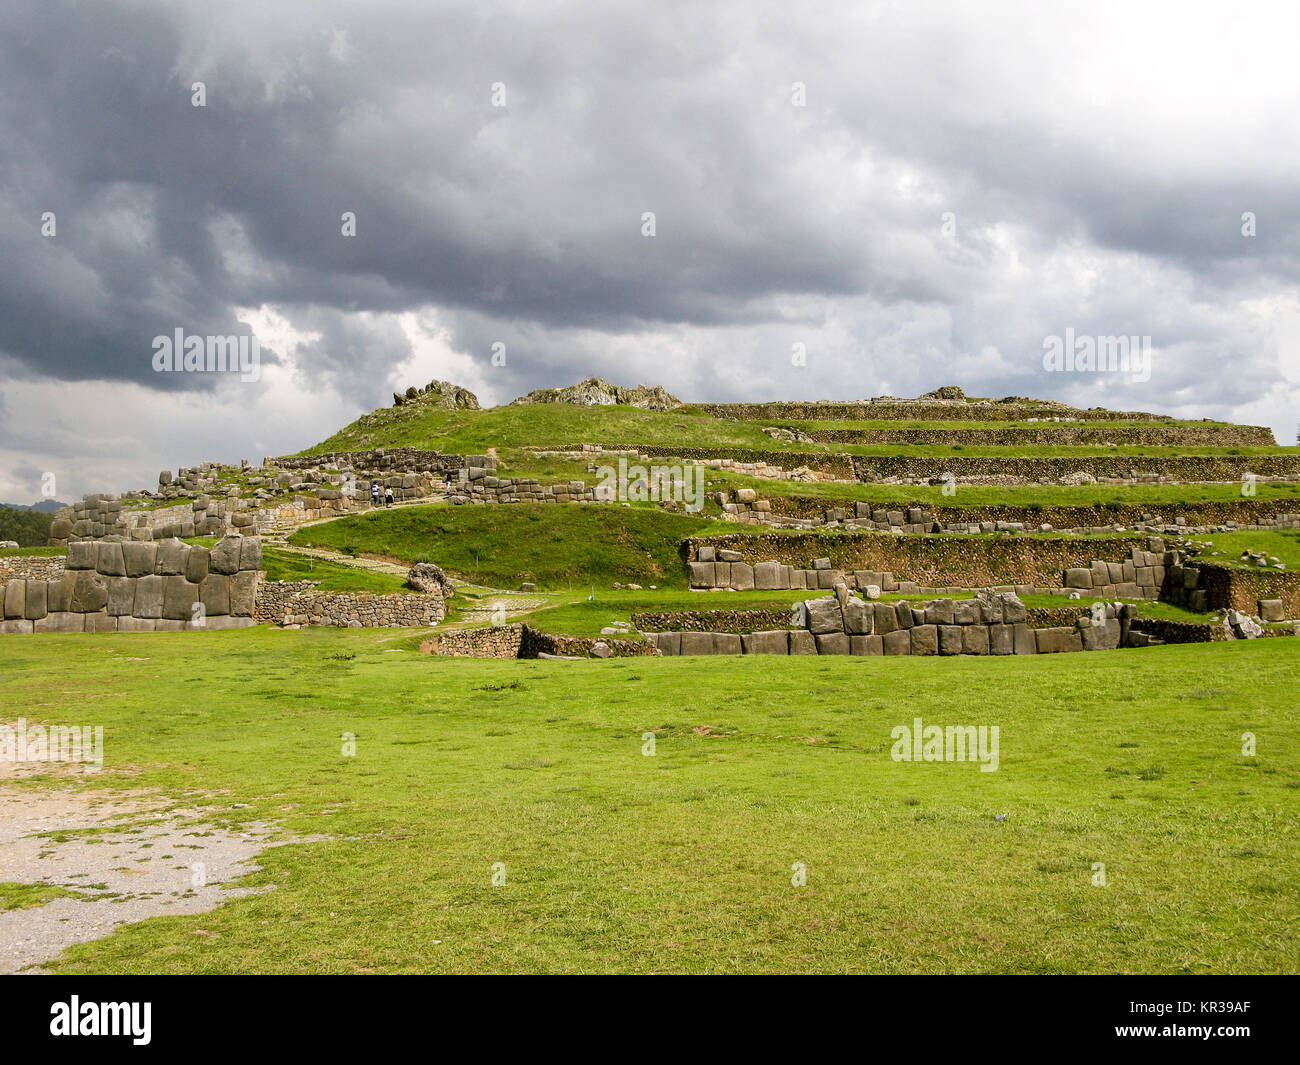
[0,555,66,582]
[645,590,1133,656]
[450,471,601,505]
[849,453,1300,485]
[273,448,492,474]
[422,623,656,658]
[279,591,445,628]
[685,532,1157,591]
[538,443,854,481]
[1162,560,1300,618]
[808,425,1276,446]
[423,624,526,658]
[0,536,259,634]
[253,580,321,624]
[693,401,1170,422]
[630,607,793,633]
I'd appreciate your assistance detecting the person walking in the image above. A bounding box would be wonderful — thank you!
[371,481,381,508]
[385,486,394,507]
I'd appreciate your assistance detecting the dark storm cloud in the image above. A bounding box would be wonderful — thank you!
[0,0,1297,442]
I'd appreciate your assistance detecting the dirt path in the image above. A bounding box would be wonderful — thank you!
[0,764,323,974]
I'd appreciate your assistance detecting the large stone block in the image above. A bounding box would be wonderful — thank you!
[46,576,72,613]
[842,598,872,635]
[155,538,187,576]
[133,574,165,619]
[938,625,964,655]
[753,561,784,590]
[910,624,939,656]
[238,537,262,572]
[729,562,754,591]
[0,619,34,634]
[803,597,843,635]
[20,580,46,621]
[927,599,955,626]
[106,577,135,617]
[185,545,211,583]
[988,623,1013,655]
[209,537,243,576]
[34,611,85,633]
[688,561,716,587]
[882,628,911,655]
[199,573,231,616]
[679,631,716,655]
[65,541,97,570]
[3,579,25,619]
[653,631,681,656]
[86,611,116,632]
[229,571,258,616]
[162,575,200,621]
[1013,623,1036,654]
[788,630,817,655]
[96,542,126,577]
[962,625,990,655]
[116,615,157,633]
[999,593,1027,624]
[1063,568,1092,589]
[1259,599,1285,622]
[122,541,157,578]
[895,602,915,629]
[814,632,850,655]
[70,570,109,613]
[850,634,883,656]
[872,602,898,635]
[953,599,982,625]
[743,630,789,654]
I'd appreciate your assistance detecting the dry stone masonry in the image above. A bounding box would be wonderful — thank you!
[0,535,260,633]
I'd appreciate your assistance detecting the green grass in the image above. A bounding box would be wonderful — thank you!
[0,881,80,911]
[0,628,1294,973]
[0,545,66,557]
[259,548,409,594]
[289,503,717,589]
[1185,530,1300,571]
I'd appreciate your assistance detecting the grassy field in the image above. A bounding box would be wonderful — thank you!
[1185,530,1300,571]
[0,628,1295,974]
[289,503,717,589]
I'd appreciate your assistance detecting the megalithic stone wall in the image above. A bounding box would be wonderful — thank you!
[0,536,261,634]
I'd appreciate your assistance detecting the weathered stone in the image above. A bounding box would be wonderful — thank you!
[121,541,157,578]
[938,624,964,655]
[753,561,784,590]
[803,597,843,635]
[200,573,231,616]
[962,625,990,655]
[4,579,27,619]
[788,630,817,655]
[988,623,1013,655]
[850,634,883,656]
[730,563,754,591]
[714,633,743,654]
[133,574,165,619]
[999,593,1028,624]
[66,541,97,570]
[927,599,955,626]
[209,537,243,575]
[116,616,158,632]
[106,577,135,616]
[70,570,109,613]
[894,602,915,629]
[872,602,898,634]
[882,628,911,655]
[1013,623,1036,654]
[843,598,872,635]
[34,611,85,633]
[688,561,715,587]
[953,599,982,625]
[155,538,187,575]
[679,631,716,655]
[162,575,200,621]
[407,563,455,597]
[96,542,126,577]
[185,545,211,583]
[815,632,850,655]
[1259,599,1285,622]
[238,537,262,572]
[86,611,117,632]
[910,624,939,655]
[743,630,789,654]
[1063,568,1092,589]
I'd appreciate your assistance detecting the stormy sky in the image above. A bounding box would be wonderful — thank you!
[1,0,1298,501]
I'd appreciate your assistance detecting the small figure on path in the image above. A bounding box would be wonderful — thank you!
[385,487,395,507]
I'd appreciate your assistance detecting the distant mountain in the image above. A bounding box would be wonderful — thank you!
[1,500,68,512]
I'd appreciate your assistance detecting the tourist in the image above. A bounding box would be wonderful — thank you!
[385,487,394,507]
[370,481,380,507]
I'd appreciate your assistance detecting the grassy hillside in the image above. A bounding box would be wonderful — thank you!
[289,503,718,589]
[0,629,1291,974]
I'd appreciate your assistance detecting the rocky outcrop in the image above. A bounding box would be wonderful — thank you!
[510,377,683,411]
[407,563,455,598]
[392,379,480,409]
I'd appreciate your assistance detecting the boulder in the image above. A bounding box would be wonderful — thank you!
[850,634,883,656]
[185,545,211,583]
[910,624,939,656]
[209,537,243,575]
[121,541,158,578]
[96,542,126,577]
[938,625,964,655]
[882,628,911,655]
[842,598,872,635]
[407,563,455,598]
[70,570,109,613]
[803,597,844,635]
[155,538,188,575]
